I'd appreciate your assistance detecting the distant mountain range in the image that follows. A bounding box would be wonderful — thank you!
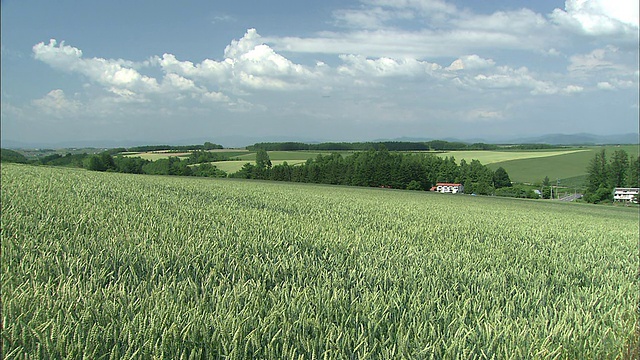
[2,133,638,150]
[379,133,639,146]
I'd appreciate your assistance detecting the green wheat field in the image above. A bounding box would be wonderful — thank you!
[1,163,638,359]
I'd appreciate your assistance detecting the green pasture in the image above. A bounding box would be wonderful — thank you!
[436,149,589,165]
[234,151,337,161]
[2,163,637,358]
[487,145,639,184]
[122,152,191,161]
[210,159,307,173]
[123,150,249,161]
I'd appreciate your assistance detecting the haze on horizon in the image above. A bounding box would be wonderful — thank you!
[1,0,638,147]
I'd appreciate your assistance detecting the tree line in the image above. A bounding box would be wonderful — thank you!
[83,151,228,178]
[101,142,223,155]
[0,147,228,178]
[232,148,512,194]
[583,149,639,203]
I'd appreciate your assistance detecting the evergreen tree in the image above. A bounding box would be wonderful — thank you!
[493,167,512,188]
[586,149,607,194]
[626,156,639,188]
[255,149,272,169]
[608,150,629,188]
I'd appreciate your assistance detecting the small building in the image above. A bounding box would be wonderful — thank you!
[613,188,639,203]
[430,183,464,194]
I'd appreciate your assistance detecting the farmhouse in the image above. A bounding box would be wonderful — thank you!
[613,188,639,203]
[430,183,464,194]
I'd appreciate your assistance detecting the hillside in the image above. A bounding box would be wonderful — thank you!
[486,145,639,185]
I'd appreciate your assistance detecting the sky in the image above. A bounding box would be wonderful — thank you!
[1,0,639,147]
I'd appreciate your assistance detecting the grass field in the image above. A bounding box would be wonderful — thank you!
[436,149,590,165]
[211,151,340,174]
[123,150,250,161]
[486,145,639,184]
[2,164,638,358]
[210,159,307,174]
[122,152,192,161]
[233,151,338,161]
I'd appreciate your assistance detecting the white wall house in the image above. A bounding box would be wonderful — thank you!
[613,188,639,203]
[430,183,464,194]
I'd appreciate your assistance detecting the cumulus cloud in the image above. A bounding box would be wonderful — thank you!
[451,66,559,95]
[550,0,639,38]
[597,81,615,90]
[32,89,81,117]
[155,29,319,91]
[562,85,584,94]
[33,30,325,112]
[337,55,440,77]
[33,40,159,93]
[446,55,495,71]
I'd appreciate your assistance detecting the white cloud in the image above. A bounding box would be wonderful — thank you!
[568,46,624,72]
[333,7,414,29]
[270,27,548,59]
[550,0,639,38]
[337,55,440,77]
[211,14,236,24]
[464,109,505,123]
[156,29,319,91]
[33,40,160,93]
[452,66,559,95]
[446,55,495,71]
[362,0,458,17]
[156,53,231,83]
[562,85,584,94]
[268,2,559,59]
[32,89,81,117]
[454,8,548,35]
[597,81,615,90]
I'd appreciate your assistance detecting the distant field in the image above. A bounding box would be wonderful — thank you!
[122,152,192,161]
[436,149,589,165]
[487,145,639,185]
[211,159,307,173]
[123,150,249,161]
[3,164,637,358]
[216,151,340,174]
[234,151,337,161]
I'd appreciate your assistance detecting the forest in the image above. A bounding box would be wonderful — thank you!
[583,149,639,203]
[231,149,511,194]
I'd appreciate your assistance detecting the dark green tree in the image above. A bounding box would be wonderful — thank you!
[100,153,116,171]
[493,167,512,188]
[608,150,629,188]
[585,149,608,195]
[255,149,272,169]
[627,156,639,188]
[85,155,102,171]
[406,180,423,191]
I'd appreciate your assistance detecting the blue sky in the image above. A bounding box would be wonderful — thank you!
[1,0,638,147]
